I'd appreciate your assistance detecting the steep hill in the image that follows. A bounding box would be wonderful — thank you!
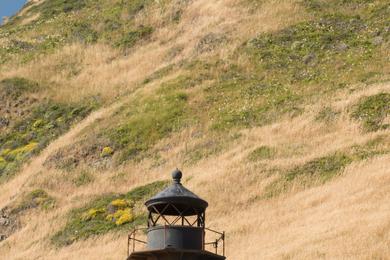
[0,0,389,259]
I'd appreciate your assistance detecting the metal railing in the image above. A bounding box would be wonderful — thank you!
[127,226,225,257]
[127,227,148,256]
[204,227,225,256]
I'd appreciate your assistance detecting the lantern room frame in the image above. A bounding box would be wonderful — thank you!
[127,169,226,260]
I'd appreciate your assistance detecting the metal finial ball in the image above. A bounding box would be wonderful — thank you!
[172,169,182,183]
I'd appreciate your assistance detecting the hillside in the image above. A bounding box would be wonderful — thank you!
[0,0,389,259]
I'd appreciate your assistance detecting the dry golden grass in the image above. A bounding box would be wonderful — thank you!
[0,80,388,259]
[0,1,389,259]
[0,0,304,104]
[224,155,390,259]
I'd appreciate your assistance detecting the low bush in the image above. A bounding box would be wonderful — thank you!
[52,180,168,246]
[100,147,114,158]
[32,0,87,18]
[352,93,390,132]
[248,146,276,161]
[0,77,39,98]
[115,26,153,48]
[12,189,55,213]
[285,153,352,182]
[73,171,94,187]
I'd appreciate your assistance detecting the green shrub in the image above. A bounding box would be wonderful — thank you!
[285,153,352,182]
[7,142,39,161]
[349,134,390,160]
[69,22,98,44]
[100,147,114,158]
[0,77,39,98]
[126,0,151,15]
[110,208,134,226]
[303,0,375,13]
[0,157,6,171]
[82,208,106,221]
[143,65,174,84]
[115,26,153,48]
[12,189,55,213]
[52,180,168,246]
[352,93,390,132]
[263,153,352,198]
[183,133,242,165]
[32,0,87,18]
[184,140,224,165]
[73,171,94,187]
[316,107,340,122]
[110,199,130,209]
[248,146,276,161]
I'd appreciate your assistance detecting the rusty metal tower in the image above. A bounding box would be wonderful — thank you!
[127,169,226,260]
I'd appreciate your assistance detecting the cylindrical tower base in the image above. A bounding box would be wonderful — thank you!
[147,226,204,251]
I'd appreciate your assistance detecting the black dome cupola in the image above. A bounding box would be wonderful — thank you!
[145,169,208,218]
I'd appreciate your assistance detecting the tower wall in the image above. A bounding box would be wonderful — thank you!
[147,226,203,251]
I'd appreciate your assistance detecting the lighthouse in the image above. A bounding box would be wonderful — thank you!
[127,169,226,260]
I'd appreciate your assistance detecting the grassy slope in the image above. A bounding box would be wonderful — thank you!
[0,0,389,259]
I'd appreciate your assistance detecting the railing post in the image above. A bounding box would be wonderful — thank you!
[127,234,130,257]
[132,230,135,252]
[222,231,225,256]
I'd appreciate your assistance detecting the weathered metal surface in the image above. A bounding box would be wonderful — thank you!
[147,226,203,251]
[145,169,208,216]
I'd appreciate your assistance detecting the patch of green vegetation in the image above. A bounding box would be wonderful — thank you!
[184,134,241,165]
[0,77,39,98]
[0,157,6,171]
[30,0,87,19]
[196,33,227,54]
[208,80,302,131]
[6,142,39,161]
[107,88,189,162]
[316,107,340,122]
[349,134,390,160]
[303,0,376,13]
[263,153,352,198]
[102,0,390,138]
[184,141,222,165]
[0,98,98,179]
[263,135,390,198]
[286,153,352,182]
[143,64,175,84]
[248,146,276,161]
[73,171,94,187]
[248,14,375,84]
[115,26,153,48]
[0,0,158,65]
[144,59,302,133]
[12,189,55,214]
[208,1,388,132]
[68,22,98,44]
[52,180,168,246]
[352,93,390,132]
